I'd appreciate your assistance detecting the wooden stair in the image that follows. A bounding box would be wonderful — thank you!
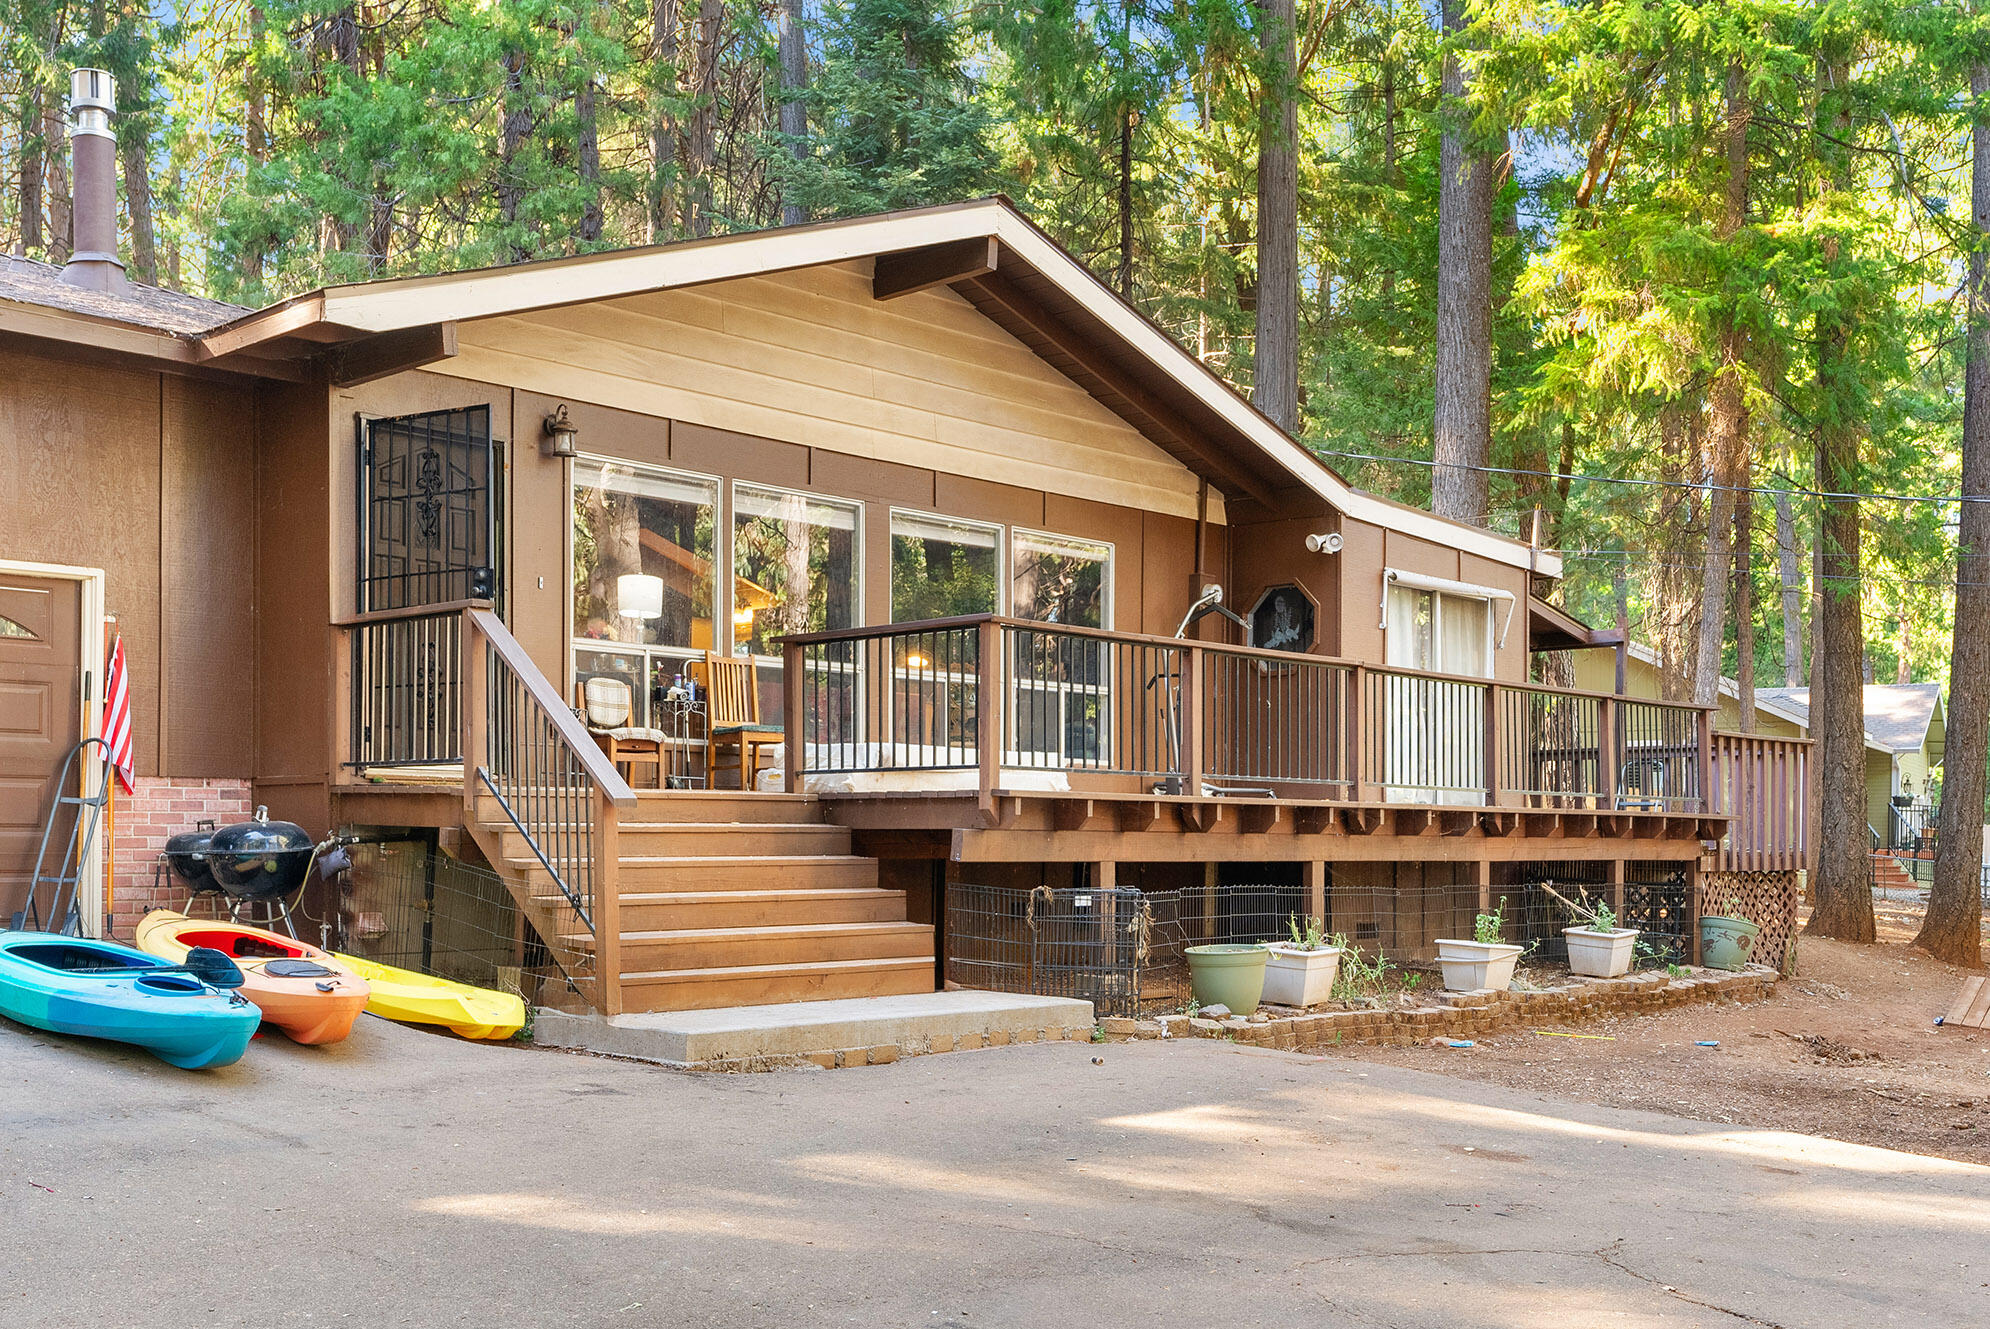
[471,790,935,1013]
[1870,851,1923,896]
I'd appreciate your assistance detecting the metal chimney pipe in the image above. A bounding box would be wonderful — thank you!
[60,68,127,293]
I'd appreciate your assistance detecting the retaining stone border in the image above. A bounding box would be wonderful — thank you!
[1097,964,1780,1051]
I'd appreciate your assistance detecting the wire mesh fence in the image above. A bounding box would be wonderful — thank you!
[947,863,1700,1018]
[329,838,570,1007]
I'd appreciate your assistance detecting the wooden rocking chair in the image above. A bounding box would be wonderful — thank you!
[697,652,782,791]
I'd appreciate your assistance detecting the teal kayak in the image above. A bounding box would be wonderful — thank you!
[0,931,262,1069]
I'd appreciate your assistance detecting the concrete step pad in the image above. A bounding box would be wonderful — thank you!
[534,989,1097,1067]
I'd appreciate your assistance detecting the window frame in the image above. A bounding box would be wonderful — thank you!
[567,453,724,725]
[729,478,866,662]
[888,507,1006,623]
[1009,526,1115,631]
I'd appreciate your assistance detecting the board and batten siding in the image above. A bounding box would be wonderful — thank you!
[432,259,1221,522]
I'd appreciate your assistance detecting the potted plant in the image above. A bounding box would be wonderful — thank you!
[1260,914,1345,1007]
[1699,898,1759,971]
[1562,898,1640,978]
[1436,901,1526,993]
[1184,942,1270,1015]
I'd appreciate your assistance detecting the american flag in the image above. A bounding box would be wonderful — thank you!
[103,633,134,795]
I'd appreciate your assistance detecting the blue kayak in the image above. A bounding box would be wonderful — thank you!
[0,931,262,1069]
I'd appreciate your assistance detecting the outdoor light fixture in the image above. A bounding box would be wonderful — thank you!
[1304,532,1344,554]
[542,403,578,458]
[617,573,664,621]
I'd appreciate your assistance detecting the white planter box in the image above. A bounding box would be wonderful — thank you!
[1563,927,1639,978]
[1261,944,1344,1007]
[1435,939,1525,993]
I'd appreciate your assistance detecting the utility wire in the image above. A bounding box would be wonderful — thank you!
[1312,446,1978,507]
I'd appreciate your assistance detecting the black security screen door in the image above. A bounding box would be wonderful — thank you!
[358,406,501,612]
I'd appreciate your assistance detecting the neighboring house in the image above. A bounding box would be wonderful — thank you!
[1569,640,1946,850]
[1755,685,1945,848]
[0,72,1809,1015]
[1570,643,1811,738]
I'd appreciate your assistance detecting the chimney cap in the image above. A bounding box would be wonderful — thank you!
[69,68,116,114]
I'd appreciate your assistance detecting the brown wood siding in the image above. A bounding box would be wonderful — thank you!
[0,345,255,779]
[160,375,256,775]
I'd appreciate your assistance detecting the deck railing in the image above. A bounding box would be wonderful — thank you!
[338,600,476,768]
[1708,731,1813,872]
[464,607,634,1014]
[780,615,1722,818]
[335,603,634,1013]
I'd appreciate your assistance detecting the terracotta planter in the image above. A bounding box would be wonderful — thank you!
[1435,939,1524,993]
[1261,944,1343,1007]
[1563,926,1638,978]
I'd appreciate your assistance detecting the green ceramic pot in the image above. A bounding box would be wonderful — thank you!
[1185,944,1269,1015]
[1699,915,1760,971]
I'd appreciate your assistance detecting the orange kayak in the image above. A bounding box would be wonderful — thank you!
[134,910,371,1045]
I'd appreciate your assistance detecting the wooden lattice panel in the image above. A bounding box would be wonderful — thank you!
[1702,869,1801,974]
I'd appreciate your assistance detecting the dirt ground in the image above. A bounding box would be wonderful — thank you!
[1331,903,1990,1167]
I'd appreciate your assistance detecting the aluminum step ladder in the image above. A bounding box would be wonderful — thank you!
[9,738,113,936]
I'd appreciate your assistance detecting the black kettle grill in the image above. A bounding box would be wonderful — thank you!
[163,820,225,903]
[205,807,318,936]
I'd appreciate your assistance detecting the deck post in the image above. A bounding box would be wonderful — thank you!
[1597,695,1617,813]
[460,608,487,818]
[783,640,804,795]
[1607,857,1626,922]
[1695,708,1715,815]
[596,789,622,1016]
[1181,643,1204,798]
[976,618,1002,820]
[1304,859,1326,925]
[1484,681,1503,809]
[1347,664,1368,803]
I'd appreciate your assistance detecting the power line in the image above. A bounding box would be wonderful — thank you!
[1312,446,1978,507]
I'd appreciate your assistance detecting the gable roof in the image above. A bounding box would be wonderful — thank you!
[3,198,1554,574]
[1756,684,1944,756]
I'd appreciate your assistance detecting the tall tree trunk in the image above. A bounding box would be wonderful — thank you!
[19,84,44,254]
[1919,63,1990,967]
[777,0,808,227]
[1252,0,1299,432]
[649,0,680,242]
[1116,107,1135,299]
[1774,478,1803,685]
[680,0,722,237]
[1693,61,1752,707]
[1895,609,1911,684]
[1732,492,1756,731]
[42,97,70,263]
[1431,0,1496,523]
[243,4,268,286]
[1806,57,1876,944]
[577,7,604,245]
[498,47,536,263]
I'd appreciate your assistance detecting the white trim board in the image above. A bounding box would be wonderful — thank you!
[0,559,108,938]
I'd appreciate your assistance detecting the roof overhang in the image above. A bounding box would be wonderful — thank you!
[192,198,1556,576]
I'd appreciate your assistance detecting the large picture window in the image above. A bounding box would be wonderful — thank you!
[891,511,1001,622]
[732,482,861,658]
[1011,529,1111,628]
[572,459,718,651]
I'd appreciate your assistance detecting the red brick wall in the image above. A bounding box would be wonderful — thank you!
[106,777,252,938]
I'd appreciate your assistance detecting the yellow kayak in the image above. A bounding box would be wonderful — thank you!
[331,953,525,1041]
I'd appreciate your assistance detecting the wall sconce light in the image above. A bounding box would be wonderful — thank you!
[542,403,578,458]
[617,573,664,621]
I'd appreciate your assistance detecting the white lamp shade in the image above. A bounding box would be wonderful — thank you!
[616,573,665,621]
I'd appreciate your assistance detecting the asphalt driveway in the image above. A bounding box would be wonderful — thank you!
[1,1014,1980,1327]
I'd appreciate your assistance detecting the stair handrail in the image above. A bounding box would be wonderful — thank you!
[463,606,634,1014]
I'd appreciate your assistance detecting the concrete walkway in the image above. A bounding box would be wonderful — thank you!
[1,1015,1980,1327]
